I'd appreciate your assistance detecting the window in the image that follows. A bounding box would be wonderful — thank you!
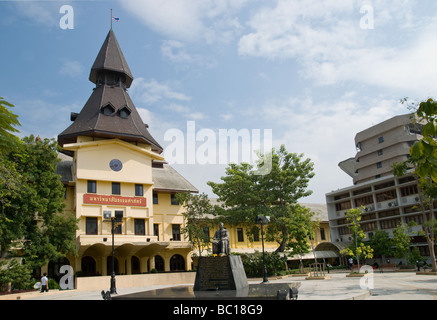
[154,224,160,240]
[87,180,97,193]
[237,228,244,242]
[361,222,376,232]
[135,184,143,196]
[377,162,382,169]
[114,210,124,234]
[171,194,179,205]
[335,201,351,211]
[172,224,181,241]
[376,189,397,202]
[320,228,326,241]
[153,192,158,204]
[134,219,145,235]
[355,195,373,207]
[101,104,115,116]
[401,185,418,197]
[112,182,121,195]
[118,106,131,119]
[377,149,383,156]
[378,136,384,143]
[380,218,401,229]
[86,217,98,235]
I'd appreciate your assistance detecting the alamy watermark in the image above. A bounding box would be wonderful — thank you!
[164,121,273,175]
[360,5,374,30]
[59,5,74,30]
[359,265,374,290]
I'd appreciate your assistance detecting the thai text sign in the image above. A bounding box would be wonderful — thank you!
[84,194,147,207]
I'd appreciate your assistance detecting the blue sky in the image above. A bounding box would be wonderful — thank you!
[2,0,437,204]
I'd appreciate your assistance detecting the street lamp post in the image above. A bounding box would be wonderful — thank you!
[256,215,270,283]
[104,210,123,295]
[110,218,117,294]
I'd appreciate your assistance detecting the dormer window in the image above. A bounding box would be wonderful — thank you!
[101,104,115,116]
[118,106,131,119]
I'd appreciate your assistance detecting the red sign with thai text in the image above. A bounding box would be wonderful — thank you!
[83,194,147,207]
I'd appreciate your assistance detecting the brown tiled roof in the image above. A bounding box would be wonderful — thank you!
[89,29,133,88]
[58,85,162,152]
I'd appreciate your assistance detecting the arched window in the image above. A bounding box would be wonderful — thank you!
[170,254,185,271]
[81,256,96,276]
[154,255,164,272]
[131,256,140,274]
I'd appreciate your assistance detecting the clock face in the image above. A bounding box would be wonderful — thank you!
[109,159,123,172]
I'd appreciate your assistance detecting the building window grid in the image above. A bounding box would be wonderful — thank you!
[331,177,434,240]
[379,218,401,230]
[376,189,397,202]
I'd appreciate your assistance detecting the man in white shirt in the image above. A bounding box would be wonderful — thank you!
[40,273,49,292]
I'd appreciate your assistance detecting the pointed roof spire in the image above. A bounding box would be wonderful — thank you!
[58,30,163,155]
[89,29,134,88]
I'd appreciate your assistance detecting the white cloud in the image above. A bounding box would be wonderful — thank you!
[255,94,407,203]
[129,77,191,105]
[59,59,84,78]
[161,40,217,68]
[11,1,59,28]
[119,0,248,44]
[238,0,437,96]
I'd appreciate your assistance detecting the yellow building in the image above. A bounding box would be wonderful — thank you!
[55,29,198,277]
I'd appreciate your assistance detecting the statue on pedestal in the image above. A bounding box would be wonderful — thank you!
[212,222,230,255]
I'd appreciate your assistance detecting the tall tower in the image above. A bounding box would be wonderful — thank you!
[56,30,196,278]
[58,29,162,153]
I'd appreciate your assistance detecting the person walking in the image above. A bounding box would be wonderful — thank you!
[40,273,49,293]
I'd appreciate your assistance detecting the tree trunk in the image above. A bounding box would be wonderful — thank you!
[275,227,288,252]
[417,178,436,272]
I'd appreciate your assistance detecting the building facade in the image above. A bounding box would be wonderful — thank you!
[56,29,198,277]
[326,114,436,261]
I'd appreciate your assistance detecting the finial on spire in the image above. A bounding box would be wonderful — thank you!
[110,9,119,30]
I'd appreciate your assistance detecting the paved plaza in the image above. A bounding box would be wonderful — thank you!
[1,271,436,301]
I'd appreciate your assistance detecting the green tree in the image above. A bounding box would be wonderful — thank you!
[368,230,393,264]
[1,135,78,268]
[0,97,21,155]
[392,223,412,260]
[177,192,215,256]
[393,97,437,272]
[0,97,22,245]
[0,259,33,291]
[208,145,315,252]
[339,208,373,271]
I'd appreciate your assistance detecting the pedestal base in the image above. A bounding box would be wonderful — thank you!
[193,255,248,291]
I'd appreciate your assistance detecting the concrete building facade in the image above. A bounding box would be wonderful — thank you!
[326,114,435,261]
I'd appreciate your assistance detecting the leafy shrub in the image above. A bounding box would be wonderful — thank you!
[0,259,33,291]
[243,251,287,277]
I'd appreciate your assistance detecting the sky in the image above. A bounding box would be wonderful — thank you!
[2,0,437,204]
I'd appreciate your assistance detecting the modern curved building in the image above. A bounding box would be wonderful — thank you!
[326,114,435,261]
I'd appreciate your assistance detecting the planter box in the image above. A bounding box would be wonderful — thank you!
[305,276,331,280]
[346,273,366,278]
